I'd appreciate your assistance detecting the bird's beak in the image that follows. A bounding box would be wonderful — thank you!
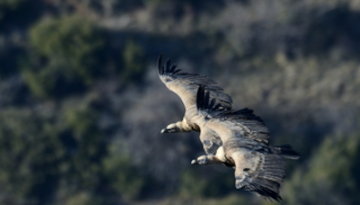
[191,159,197,165]
[160,128,167,134]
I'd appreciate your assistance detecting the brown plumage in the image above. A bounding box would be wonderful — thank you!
[158,55,232,155]
[157,55,299,202]
[190,85,300,202]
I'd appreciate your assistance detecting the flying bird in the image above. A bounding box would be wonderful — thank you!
[158,54,232,133]
[158,55,234,154]
[190,85,300,202]
[157,55,299,202]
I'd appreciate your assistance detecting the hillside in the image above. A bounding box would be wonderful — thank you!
[0,0,360,204]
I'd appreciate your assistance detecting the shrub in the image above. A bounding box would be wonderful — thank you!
[0,0,27,20]
[22,15,104,99]
[283,133,360,205]
[103,145,146,201]
[121,40,145,83]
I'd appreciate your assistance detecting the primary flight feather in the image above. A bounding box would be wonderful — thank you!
[158,55,232,155]
[157,55,299,202]
[190,85,299,202]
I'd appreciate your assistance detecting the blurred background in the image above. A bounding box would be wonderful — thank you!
[1,0,360,204]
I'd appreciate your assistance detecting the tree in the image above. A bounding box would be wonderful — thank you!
[283,133,360,205]
[22,15,104,99]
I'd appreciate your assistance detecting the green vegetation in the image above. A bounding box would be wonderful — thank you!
[121,40,145,83]
[283,132,360,205]
[103,147,145,200]
[23,15,104,98]
[179,169,209,198]
[1,0,360,204]
[0,109,65,204]
[179,168,235,199]
[0,0,27,20]
[0,96,121,204]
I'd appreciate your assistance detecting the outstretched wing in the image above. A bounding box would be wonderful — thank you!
[196,85,270,145]
[195,85,298,202]
[158,55,232,113]
[235,152,286,202]
[219,109,270,144]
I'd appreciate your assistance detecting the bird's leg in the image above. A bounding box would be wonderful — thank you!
[191,146,228,165]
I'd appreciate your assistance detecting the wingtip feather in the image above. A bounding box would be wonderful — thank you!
[158,54,164,75]
[196,85,206,112]
[165,58,171,73]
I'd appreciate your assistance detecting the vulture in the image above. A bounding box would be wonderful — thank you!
[158,54,233,155]
[157,55,299,202]
[190,85,300,202]
[158,54,232,134]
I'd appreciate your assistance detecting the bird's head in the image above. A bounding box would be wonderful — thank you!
[160,123,182,134]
